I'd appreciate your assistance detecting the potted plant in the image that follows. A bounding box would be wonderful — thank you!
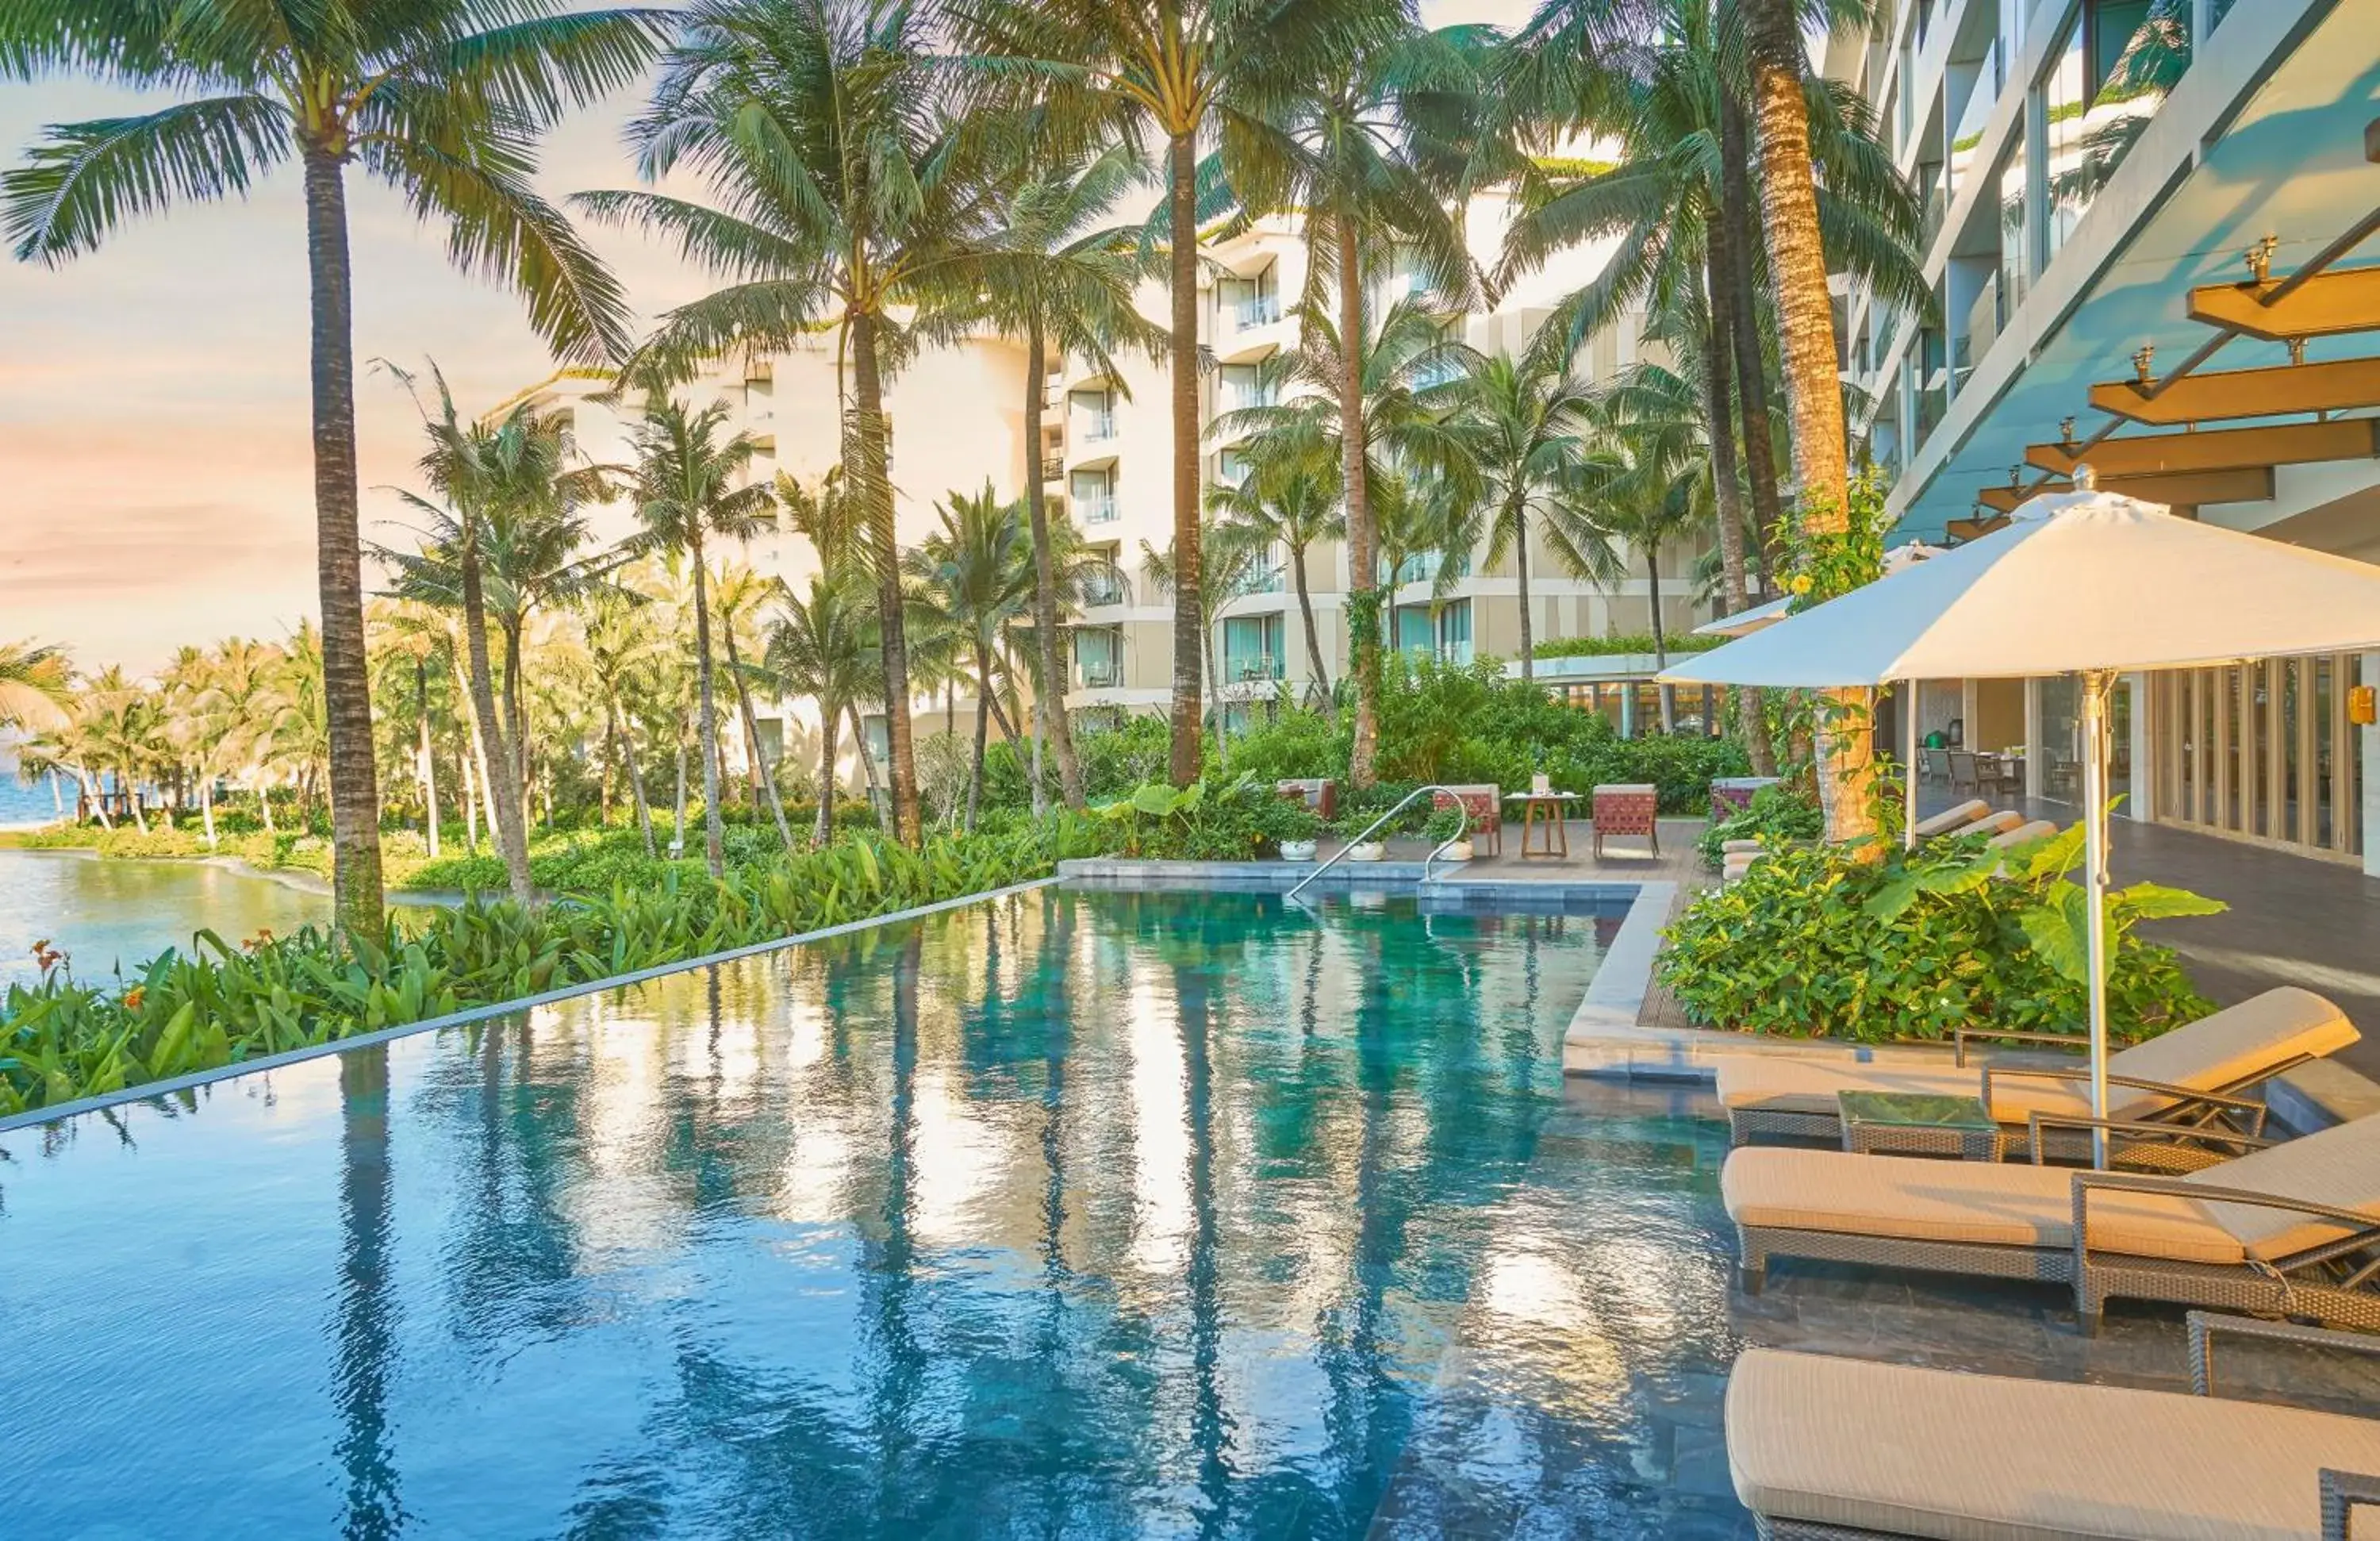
[1424,805,1474,863]
[1337,812,1388,863]
[1263,797,1323,862]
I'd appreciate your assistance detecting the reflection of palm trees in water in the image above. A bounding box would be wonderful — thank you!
[864,931,925,1524]
[1173,959,1235,1539]
[334,1045,404,1539]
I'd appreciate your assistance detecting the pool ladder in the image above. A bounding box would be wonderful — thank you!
[1284,783,1473,906]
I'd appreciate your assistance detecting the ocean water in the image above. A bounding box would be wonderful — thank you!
[0,764,70,829]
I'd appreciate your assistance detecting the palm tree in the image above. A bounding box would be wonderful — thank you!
[1219,15,1484,781]
[579,586,666,858]
[0,640,71,733]
[79,666,163,833]
[1142,521,1268,763]
[1203,456,1344,709]
[1549,379,1714,734]
[767,563,877,849]
[1433,343,1599,684]
[197,637,289,834]
[3,0,669,946]
[972,143,1165,810]
[370,603,457,861]
[709,560,797,855]
[382,364,580,905]
[902,486,1042,830]
[622,398,774,879]
[950,0,1408,786]
[580,0,1013,846]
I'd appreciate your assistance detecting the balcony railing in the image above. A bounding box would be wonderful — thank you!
[1226,652,1283,682]
[1078,660,1123,688]
[1040,455,1064,481]
[1230,295,1281,329]
[1078,496,1119,525]
[1082,575,1128,606]
[1079,410,1118,441]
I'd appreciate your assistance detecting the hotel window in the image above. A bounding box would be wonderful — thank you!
[2044,1,2190,270]
[1074,628,1122,689]
[1071,467,1117,524]
[1216,447,1251,487]
[1215,264,1279,330]
[1071,386,1117,442]
[1217,363,1274,415]
[1222,614,1284,682]
[1436,599,1473,666]
[1395,604,1434,656]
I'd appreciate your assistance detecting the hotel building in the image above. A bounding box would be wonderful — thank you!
[1828,0,2380,876]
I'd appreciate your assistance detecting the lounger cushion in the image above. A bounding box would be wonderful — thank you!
[2113,986,2358,1100]
[1714,987,2356,1128]
[1723,1148,2244,1264]
[1728,1347,2380,1541]
[1911,797,1989,838]
[1714,1056,2114,1124]
[2183,1111,2380,1262]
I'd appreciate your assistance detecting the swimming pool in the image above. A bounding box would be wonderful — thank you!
[0,885,1749,1537]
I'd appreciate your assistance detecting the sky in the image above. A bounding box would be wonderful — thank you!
[0,2,1535,676]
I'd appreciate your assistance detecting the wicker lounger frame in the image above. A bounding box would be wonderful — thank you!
[1725,1041,2302,1155]
[1736,1170,2380,1335]
[1744,1318,2380,1540]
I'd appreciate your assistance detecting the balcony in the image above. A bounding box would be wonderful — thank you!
[1077,495,1119,525]
[1077,653,1123,689]
[1081,573,1129,607]
[1040,456,1064,482]
[1077,410,1118,443]
[1225,652,1283,684]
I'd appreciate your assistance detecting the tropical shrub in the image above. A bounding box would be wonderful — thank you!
[0,818,1107,1117]
[1088,774,1316,860]
[1698,786,1823,870]
[1656,826,2221,1046]
[1530,633,1723,659]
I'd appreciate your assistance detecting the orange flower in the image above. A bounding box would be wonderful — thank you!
[123,987,145,1012]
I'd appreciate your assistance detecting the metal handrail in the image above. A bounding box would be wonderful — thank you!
[1285,782,1470,905]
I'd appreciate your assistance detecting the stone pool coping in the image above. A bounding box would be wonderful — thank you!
[0,875,1065,1136]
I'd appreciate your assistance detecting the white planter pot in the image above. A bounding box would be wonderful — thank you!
[1279,839,1318,862]
[1438,840,1473,863]
[1345,840,1388,863]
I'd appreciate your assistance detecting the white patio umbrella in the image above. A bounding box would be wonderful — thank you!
[1659,482,2380,1165]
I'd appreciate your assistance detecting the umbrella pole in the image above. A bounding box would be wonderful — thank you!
[2081,669,2114,1170]
[1903,681,1919,851]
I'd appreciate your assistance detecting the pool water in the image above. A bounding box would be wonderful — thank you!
[0,886,1749,1538]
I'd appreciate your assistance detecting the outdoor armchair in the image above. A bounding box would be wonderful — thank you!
[1727,1314,2380,1539]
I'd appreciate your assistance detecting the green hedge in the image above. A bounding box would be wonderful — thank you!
[0,819,1105,1118]
[1656,833,2217,1046]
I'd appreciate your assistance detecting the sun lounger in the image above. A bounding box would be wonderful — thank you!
[1716,986,2355,1150]
[1985,817,2057,847]
[1910,798,1988,839]
[1948,807,2025,838]
[1729,1315,2380,1539]
[1724,1108,2380,1332]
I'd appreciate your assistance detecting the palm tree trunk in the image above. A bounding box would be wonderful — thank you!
[1204,616,1225,769]
[689,538,726,877]
[724,624,796,855]
[1290,543,1332,715]
[459,548,532,905]
[967,644,992,832]
[458,739,477,851]
[1700,236,1775,774]
[671,722,689,854]
[844,703,883,824]
[815,699,839,847]
[1647,548,1675,734]
[1338,218,1380,789]
[79,767,112,831]
[1166,132,1205,788]
[201,777,217,850]
[1746,4,1871,840]
[414,659,441,859]
[1721,94,1786,596]
[607,693,656,859]
[123,765,149,834]
[1513,501,1534,683]
[1023,319,1085,809]
[850,309,919,844]
[299,142,386,948]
